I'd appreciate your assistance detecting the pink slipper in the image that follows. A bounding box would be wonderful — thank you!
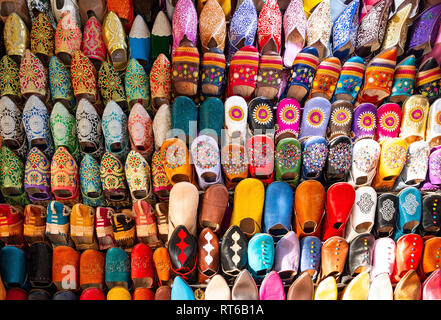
[171,0,198,56]
[283,0,306,67]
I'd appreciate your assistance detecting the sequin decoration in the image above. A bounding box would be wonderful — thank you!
[221,147,248,176]
[248,140,274,167]
[163,144,186,169]
[384,145,407,169]
[303,142,328,172]
[354,145,380,173]
[328,142,352,173]
[275,143,300,169]
[192,141,218,169]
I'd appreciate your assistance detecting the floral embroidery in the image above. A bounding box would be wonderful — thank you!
[402,193,419,215]
[380,199,395,221]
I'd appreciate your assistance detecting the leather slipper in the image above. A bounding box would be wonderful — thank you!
[282,0,306,67]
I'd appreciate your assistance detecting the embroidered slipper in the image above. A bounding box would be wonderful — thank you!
[199,0,226,53]
[426,98,441,148]
[325,135,352,185]
[300,136,328,181]
[246,135,275,184]
[79,249,105,290]
[71,204,98,250]
[344,187,375,242]
[224,95,248,143]
[247,97,275,137]
[172,0,198,56]
[79,154,106,208]
[54,11,82,66]
[106,0,134,31]
[327,100,353,140]
[100,151,131,209]
[388,0,419,20]
[0,146,27,205]
[425,23,441,66]
[303,0,323,18]
[199,97,224,141]
[349,139,380,187]
[125,59,150,112]
[160,138,194,185]
[128,103,154,161]
[334,56,365,104]
[380,2,412,57]
[151,11,172,61]
[389,55,416,103]
[306,0,332,59]
[201,48,226,97]
[0,55,22,105]
[30,12,54,68]
[310,57,341,100]
[220,143,249,189]
[102,11,128,72]
[19,49,48,102]
[52,246,80,290]
[4,13,29,64]
[275,138,301,187]
[22,95,54,159]
[330,0,350,22]
[105,247,131,287]
[275,98,301,143]
[227,45,259,100]
[151,150,172,200]
[420,146,441,191]
[257,0,282,55]
[78,0,107,24]
[416,57,441,104]
[171,96,198,142]
[71,50,98,106]
[131,243,155,288]
[168,181,199,238]
[95,207,116,250]
[355,0,392,58]
[150,54,171,112]
[129,15,151,72]
[299,97,331,141]
[171,38,200,97]
[0,0,31,27]
[190,135,223,189]
[394,140,429,191]
[98,61,127,109]
[373,195,398,238]
[356,47,397,106]
[371,137,407,191]
[282,0,306,67]
[23,205,48,244]
[101,100,129,162]
[376,102,401,142]
[50,102,80,161]
[152,104,171,151]
[408,3,441,58]
[50,146,80,206]
[76,98,105,160]
[227,0,257,62]
[399,95,430,144]
[332,0,359,61]
[255,51,283,100]
[125,150,153,203]
[45,200,72,246]
[286,46,319,103]
[352,103,377,142]
[51,0,81,25]
[48,56,76,113]
[0,96,27,159]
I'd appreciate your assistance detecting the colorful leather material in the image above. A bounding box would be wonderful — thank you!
[352,103,377,141]
[310,57,341,100]
[30,12,54,63]
[205,274,230,300]
[45,201,71,246]
[168,182,199,239]
[199,184,228,233]
[327,100,353,140]
[71,50,98,102]
[0,246,27,288]
[23,205,47,244]
[54,11,82,63]
[102,11,128,71]
[246,135,274,183]
[0,146,26,205]
[286,272,313,300]
[125,59,150,110]
[299,97,331,140]
[395,140,429,190]
[24,147,52,203]
[257,0,282,54]
[274,231,299,282]
[220,225,248,277]
[50,102,79,160]
[100,152,130,208]
[132,200,161,248]
[322,182,355,240]
[171,0,197,55]
[0,204,25,246]
[171,276,195,300]
[52,246,80,290]
[198,227,219,282]
[19,49,48,99]
[129,15,151,69]
[168,225,198,283]
[320,236,349,280]
[399,95,429,144]
[255,52,283,99]
[48,56,76,112]
[101,101,129,162]
[28,0,57,28]
[190,135,222,190]
[111,212,136,253]
[80,287,105,300]
[82,16,107,64]
[201,48,226,97]
[76,99,104,160]
[125,150,152,202]
[348,233,375,276]
[325,135,352,185]
[371,237,396,278]
[247,97,275,135]
[105,247,131,289]
[232,269,258,300]
[199,0,226,53]
[380,3,411,56]
[408,3,441,57]
[394,269,421,300]
[171,41,200,97]
[171,96,197,138]
[314,276,337,300]
[151,150,172,200]
[227,0,257,61]
[50,147,79,205]
[275,138,301,187]
[332,0,359,60]
[247,233,274,280]
[375,193,398,237]
[390,55,415,102]
[160,138,193,185]
[221,143,249,188]
[282,0,306,67]
[0,98,27,158]
[334,56,365,104]
[4,13,29,59]
[421,195,441,235]
[98,61,126,106]
[426,98,441,148]
[70,203,97,250]
[275,98,301,142]
[428,146,441,186]
[131,243,154,289]
[422,268,441,300]
[263,181,293,237]
[151,11,172,61]
[392,234,423,283]
[150,54,171,108]
[421,237,441,275]
[0,55,21,101]
[306,0,332,59]
[199,97,224,140]
[227,45,259,99]
[341,271,370,300]
[395,187,422,239]
[106,0,134,31]
[357,47,397,106]
[301,136,328,181]
[259,271,285,300]
[106,287,131,300]
[350,138,380,187]
[416,57,441,104]
[128,103,153,160]
[376,103,401,142]
[224,95,248,142]
[95,207,116,250]
[79,249,105,289]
